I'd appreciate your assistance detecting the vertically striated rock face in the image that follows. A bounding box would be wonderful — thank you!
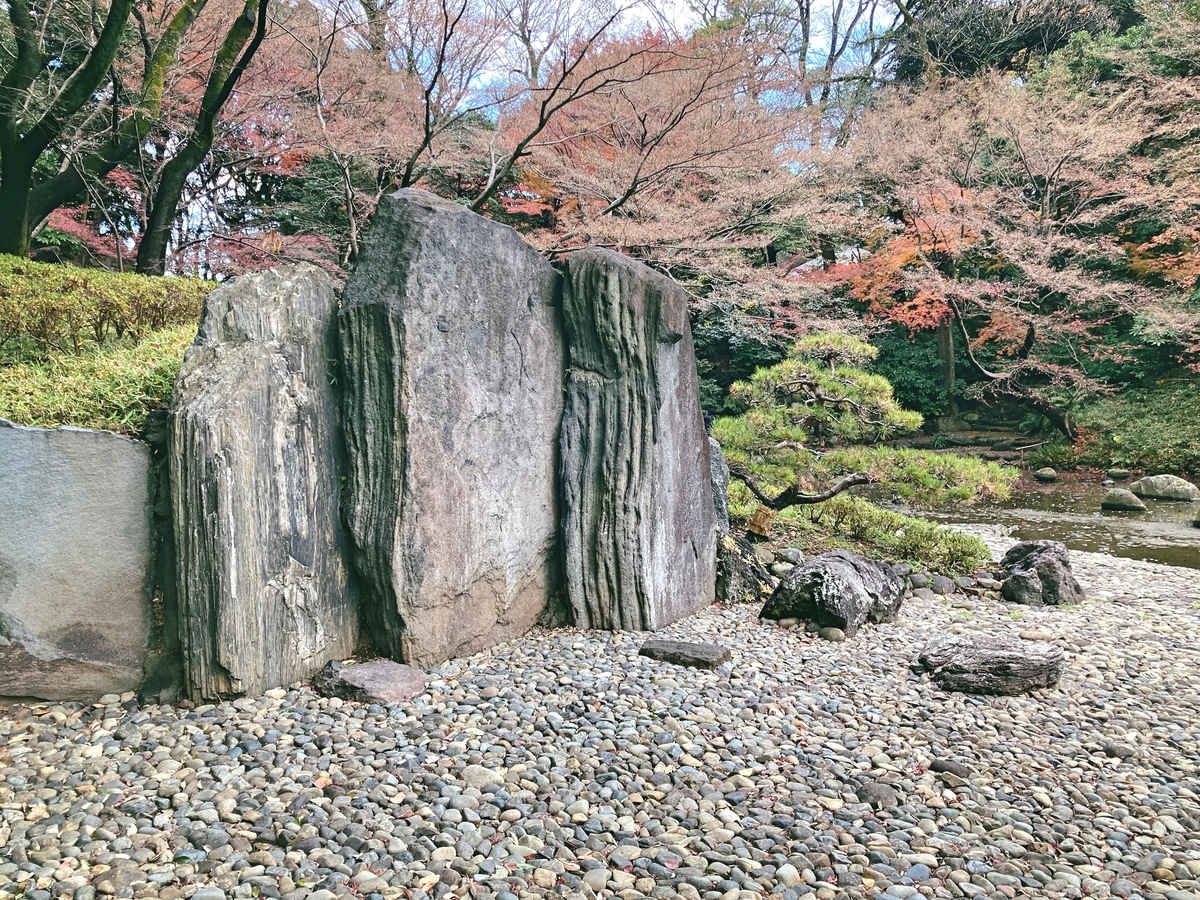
[559,248,717,631]
[170,266,358,699]
[0,420,153,700]
[339,189,565,666]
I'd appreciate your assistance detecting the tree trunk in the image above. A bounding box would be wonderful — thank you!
[937,319,956,413]
[0,146,35,257]
[136,142,207,275]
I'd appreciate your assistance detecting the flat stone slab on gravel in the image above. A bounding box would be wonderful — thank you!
[638,638,730,669]
[311,658,427,703]
[917,632,1066,695]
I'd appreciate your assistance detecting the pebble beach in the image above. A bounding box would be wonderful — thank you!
[3,531,1200,900]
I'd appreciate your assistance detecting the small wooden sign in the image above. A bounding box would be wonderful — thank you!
[747,504,777,537]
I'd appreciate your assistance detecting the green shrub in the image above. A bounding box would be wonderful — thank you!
[0,255,210,362]
[1075,381,1200,474]
[0,326,196,435]
[727,484,992,575]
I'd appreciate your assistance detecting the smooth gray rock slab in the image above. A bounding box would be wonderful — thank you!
[312,659,427,704]
[709,437,731,536]
[339,190,565,666]
[999,540,1085,606]
[917,633,1065,695]
[761,550,905,637]
[0,420,153,699]
[171,265,358,699]
[1101,488,1147,511]
[638,638,730,669]
[560,248,716,631]
[1129,474,1200,501]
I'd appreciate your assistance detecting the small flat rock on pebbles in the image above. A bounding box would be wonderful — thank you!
[312,658,428,703]
[638,638,730,669]
[917,632,1065,695]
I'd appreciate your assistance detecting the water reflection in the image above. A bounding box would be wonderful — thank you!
[895,478,1200,570]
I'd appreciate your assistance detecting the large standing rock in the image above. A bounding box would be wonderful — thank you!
[171,266,358,699]
[1129,474,1200,501]
[760,550,904,638]
[0,420,153,699]
[339,190,565,666]
[559,249,717,631]
[709,437,731,536]
[998,540,1084,607]
[917,633,1065,695]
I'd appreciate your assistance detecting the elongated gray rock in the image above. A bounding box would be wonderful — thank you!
[1129,474,1200,501]
[709,437,731,536]
[0,420,153,699]
[339,190,565,666]
[638,638,730,669]
[560,249,717,631]
[917,633,1065,695]
[171,266,358,699]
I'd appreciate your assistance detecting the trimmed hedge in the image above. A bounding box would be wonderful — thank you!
[0,255,209,361]
[0,326,198,435]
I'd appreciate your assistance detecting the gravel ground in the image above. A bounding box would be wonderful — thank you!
[3,532,1200,900]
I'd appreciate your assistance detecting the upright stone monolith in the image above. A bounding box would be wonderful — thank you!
[559,248,717,630]
[339,190,565,667]
[170,266,358,699]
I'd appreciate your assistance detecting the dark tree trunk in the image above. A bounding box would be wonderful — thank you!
[937,319,956,413]
[0,147,35,257]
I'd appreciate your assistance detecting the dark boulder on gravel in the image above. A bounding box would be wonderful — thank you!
[917,633,1065,695]
[761,550,905,638]
[999,540,1085,606]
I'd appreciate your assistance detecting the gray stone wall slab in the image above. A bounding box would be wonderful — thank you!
[0,419,153,699]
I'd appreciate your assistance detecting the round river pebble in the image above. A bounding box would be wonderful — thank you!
[2,528,1199,900]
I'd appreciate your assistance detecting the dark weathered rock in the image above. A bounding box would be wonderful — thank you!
[1101,488,1147,511]
[1106,468,1131,480]
[856,782,898,809]
[1129,474,1200,501]
[715,534,773,604]
[638,638,730,669]
[930,574,956,595]
[312,659,427,704]
[709,437,731,536]
[559,248,717,631]
[929,759,973,778]
[917,633,1065,694]
[999,540,1085,607]
[0,420,153,699]
[171,265,358,699]
[339,190,565,666]
[760,550,905,638]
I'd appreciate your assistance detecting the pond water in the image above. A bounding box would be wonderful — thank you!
[904,476,1200,570]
